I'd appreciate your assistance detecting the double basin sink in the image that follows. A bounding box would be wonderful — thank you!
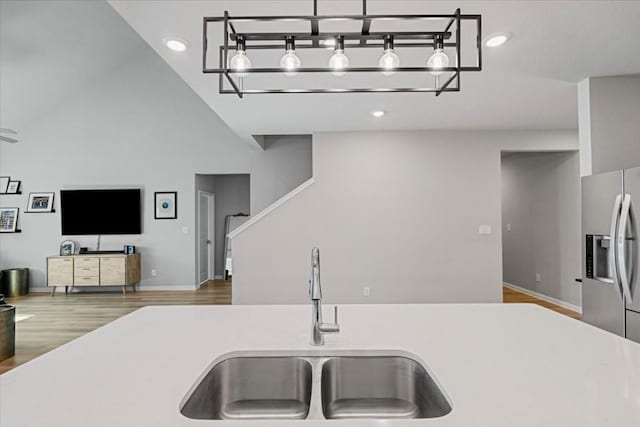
[180,351,452,421]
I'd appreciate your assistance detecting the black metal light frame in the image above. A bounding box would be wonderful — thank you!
[203,0,481,98]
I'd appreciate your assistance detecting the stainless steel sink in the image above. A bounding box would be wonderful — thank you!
[180,357,313,420]
[180,351,451,421]
[321,356,452,419]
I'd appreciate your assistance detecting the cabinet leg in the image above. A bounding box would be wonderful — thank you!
[122,286,126,296]
[51,286,56,296]
[133,283,137,292]
[65,286,69,295]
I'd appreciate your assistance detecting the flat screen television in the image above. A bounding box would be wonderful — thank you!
[60,189,142,235]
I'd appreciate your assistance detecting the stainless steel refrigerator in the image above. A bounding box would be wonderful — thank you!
[582,166,640,343]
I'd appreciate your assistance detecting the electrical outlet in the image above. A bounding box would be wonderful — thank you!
[363,287,370,297]
[535,273,541,282]
[506,223,512,232]
[151,269,157,277]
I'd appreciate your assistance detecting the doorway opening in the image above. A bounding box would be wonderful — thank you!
[500,151,582,318]
[195,174,250,300]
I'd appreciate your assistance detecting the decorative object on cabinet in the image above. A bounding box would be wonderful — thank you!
[47,253,141,296]
[123,245,136,255]
[6,181,21,194]
[59,240,76,256]
[26,192,55,212]
[154,191,177,219]
[0,208,19,232]
[0,177,9,194]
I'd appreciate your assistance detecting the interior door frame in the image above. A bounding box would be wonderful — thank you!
[197,191,215,286]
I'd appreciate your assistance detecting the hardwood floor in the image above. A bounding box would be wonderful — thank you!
[503,286,582,320]
[0,280,231,374]
[1,282,578,374]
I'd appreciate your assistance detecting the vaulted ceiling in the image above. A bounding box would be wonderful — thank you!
[109,0,640,139]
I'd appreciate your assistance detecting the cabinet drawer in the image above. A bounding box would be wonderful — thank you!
[74,258,99,276]
[74,257,99,268]
[74,275,99,286]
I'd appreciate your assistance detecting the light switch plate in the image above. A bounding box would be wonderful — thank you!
[182,226,189,234]
[478,225,492,235]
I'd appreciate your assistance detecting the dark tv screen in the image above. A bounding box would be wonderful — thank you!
[60,189,142,235]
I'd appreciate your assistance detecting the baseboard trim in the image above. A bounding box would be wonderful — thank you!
[214,275,224,280]
[503,282,582,314]
[30,285,198,293]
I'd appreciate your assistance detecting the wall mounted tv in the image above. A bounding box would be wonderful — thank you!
[60,189,142,235]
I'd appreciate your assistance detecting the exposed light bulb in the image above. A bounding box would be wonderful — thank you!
[230,51,251,77]
[280,50,301,77]
[379,49,400,76]
[427,48,449,76]
[329,50,349,77]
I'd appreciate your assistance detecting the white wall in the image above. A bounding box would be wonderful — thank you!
[578,75,640,175]
[249,135,312,213]
[231,130,579,305]
[501,152,582,307]
[0,47,251,291]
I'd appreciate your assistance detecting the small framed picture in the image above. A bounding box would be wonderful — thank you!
[6,180,21,194]
[155,191,177,219]
[27,192,55,212]
[0,207,19,232]
[59,240,76,256]
[0,176,9,194]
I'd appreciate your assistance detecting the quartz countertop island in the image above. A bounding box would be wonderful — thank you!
[1,304,639,426]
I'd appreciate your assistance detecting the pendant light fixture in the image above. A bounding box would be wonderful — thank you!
[328,36,349,76]
[204,1,482,97]
[280,36,301,76]
[229,36,251,77]
[427,34,450,76]
[378,35,400,76]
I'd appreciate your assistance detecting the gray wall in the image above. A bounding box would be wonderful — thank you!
[578,75,640,176]
[232,130,579,305]
[0,25,251,290]
[249,135,313,213]
[501,151,582,307]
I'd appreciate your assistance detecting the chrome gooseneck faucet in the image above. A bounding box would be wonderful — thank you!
[309,248,339,345]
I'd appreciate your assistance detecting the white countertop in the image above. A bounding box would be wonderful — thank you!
[1,304,640,426]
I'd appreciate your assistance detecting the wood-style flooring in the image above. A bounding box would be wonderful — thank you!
[0,280,231,374]
[1,283,578,374]
[502,286,581,320]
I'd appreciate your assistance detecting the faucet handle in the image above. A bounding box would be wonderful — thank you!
[320,306,340,334]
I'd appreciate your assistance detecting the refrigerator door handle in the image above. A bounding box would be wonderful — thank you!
[617,194,633,302]
[609,194,623,298]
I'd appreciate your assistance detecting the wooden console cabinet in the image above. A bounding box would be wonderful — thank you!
[47,254,141,296]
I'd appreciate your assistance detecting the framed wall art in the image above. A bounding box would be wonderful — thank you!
[0,207,19,232]
[0,176,9,194]
[154,192,177,219]
[26,192,55,212]
[6,181,21,194]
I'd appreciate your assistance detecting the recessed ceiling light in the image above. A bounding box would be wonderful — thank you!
[485,33,510,48]
[371,110,386,118]
[164,37,189,52]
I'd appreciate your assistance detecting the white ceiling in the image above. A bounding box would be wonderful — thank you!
[0,0,146,131]
[108,0,640,139]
